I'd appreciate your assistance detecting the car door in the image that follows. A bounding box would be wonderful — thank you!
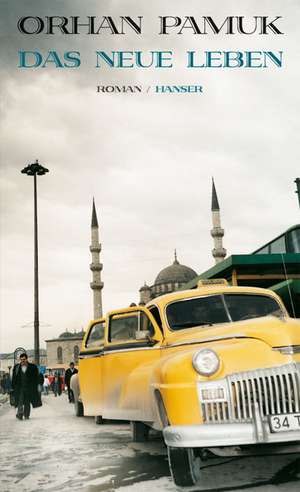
[79,319,105,416]
[101,307,162,422]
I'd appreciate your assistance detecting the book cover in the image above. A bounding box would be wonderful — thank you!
[1,1,300,490]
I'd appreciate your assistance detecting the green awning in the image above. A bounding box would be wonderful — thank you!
[184,253,300,290]
[270,279,300,317]
[270,278,300,297]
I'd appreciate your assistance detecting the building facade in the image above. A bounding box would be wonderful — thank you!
[46,332,84,367]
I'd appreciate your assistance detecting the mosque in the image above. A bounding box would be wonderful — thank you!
[90,178,226,315]
[45,179,226,367]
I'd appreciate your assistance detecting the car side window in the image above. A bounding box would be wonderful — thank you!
[148,305,163,333]
[140,312,155,337]
[86,321,105,348]
[109,314,138,342]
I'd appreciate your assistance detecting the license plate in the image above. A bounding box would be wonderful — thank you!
[269,413,300,432]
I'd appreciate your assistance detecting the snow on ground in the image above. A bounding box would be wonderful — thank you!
[0,394,299,492]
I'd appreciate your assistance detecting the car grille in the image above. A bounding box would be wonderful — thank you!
[201,363,300,423]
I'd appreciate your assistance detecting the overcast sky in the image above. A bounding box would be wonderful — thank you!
[1,0,299,353]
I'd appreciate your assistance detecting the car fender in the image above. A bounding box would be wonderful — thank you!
[70,373,80,401]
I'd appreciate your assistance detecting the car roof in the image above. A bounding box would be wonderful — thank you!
[147,285,281,309]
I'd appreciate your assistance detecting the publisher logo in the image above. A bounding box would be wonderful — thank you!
[96,85,203,94]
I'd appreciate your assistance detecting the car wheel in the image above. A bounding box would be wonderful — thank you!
[131,421,149,442]
[167,446,201,487]
[95,415,104,425]
[74,400,84,417]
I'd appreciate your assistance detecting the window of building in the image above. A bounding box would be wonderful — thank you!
[287,228,300,253]
[254,245,270,254]
[57,346,63,364]
[74,345,79,364]
[270,235,286,253]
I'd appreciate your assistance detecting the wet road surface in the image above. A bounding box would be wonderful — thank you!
[0,394,299,491]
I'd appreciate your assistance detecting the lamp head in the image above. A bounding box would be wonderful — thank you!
[21,159,49,176]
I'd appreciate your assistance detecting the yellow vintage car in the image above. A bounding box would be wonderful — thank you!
[72,280,300,487]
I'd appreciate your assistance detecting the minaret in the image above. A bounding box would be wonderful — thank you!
[174,248,179,265]
[139,282,152,305]
[90,199,104,318]
[211,178,226,264]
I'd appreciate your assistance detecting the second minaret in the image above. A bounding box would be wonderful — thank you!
[90,198,104,318]
[211,178,227,264]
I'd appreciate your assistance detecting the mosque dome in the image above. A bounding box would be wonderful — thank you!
[59,331,74,339]
[139,251,197,303]
[155,257,197,286]
[58,330,85,339]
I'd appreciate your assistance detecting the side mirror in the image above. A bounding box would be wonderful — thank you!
[135,330,150,340]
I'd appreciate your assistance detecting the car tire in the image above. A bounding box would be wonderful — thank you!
[74,400,84,417]
[167,446,201,487]
[131,421,149,442]
[95,415,104,425]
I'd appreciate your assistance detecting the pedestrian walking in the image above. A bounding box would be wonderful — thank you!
[64,362,78,403]
[43,375,50,395]
[11,352,41,420]
[52,372,62,397]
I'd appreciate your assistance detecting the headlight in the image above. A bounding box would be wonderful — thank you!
[192,349,220,376]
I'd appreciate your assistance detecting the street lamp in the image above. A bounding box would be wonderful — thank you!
[21,160,49,365]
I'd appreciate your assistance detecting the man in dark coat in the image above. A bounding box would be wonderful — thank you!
[12,352,40,420]
[64,362,78,403]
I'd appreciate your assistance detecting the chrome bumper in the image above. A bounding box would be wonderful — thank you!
[163,421,300,448]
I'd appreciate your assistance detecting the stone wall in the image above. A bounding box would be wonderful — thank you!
[46,337,83,367]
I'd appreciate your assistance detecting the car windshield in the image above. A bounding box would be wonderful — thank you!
[166,294,284,330]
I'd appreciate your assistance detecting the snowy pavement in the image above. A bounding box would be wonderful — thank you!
[0,394,299,492]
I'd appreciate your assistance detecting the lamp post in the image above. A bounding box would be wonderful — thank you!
[21,160,49,365]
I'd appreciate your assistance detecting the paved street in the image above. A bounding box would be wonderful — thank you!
[0,394,299,492]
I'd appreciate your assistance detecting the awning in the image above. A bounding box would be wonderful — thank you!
[270,279,300,317]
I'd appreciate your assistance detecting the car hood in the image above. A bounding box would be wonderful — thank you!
[164,316,300,349]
